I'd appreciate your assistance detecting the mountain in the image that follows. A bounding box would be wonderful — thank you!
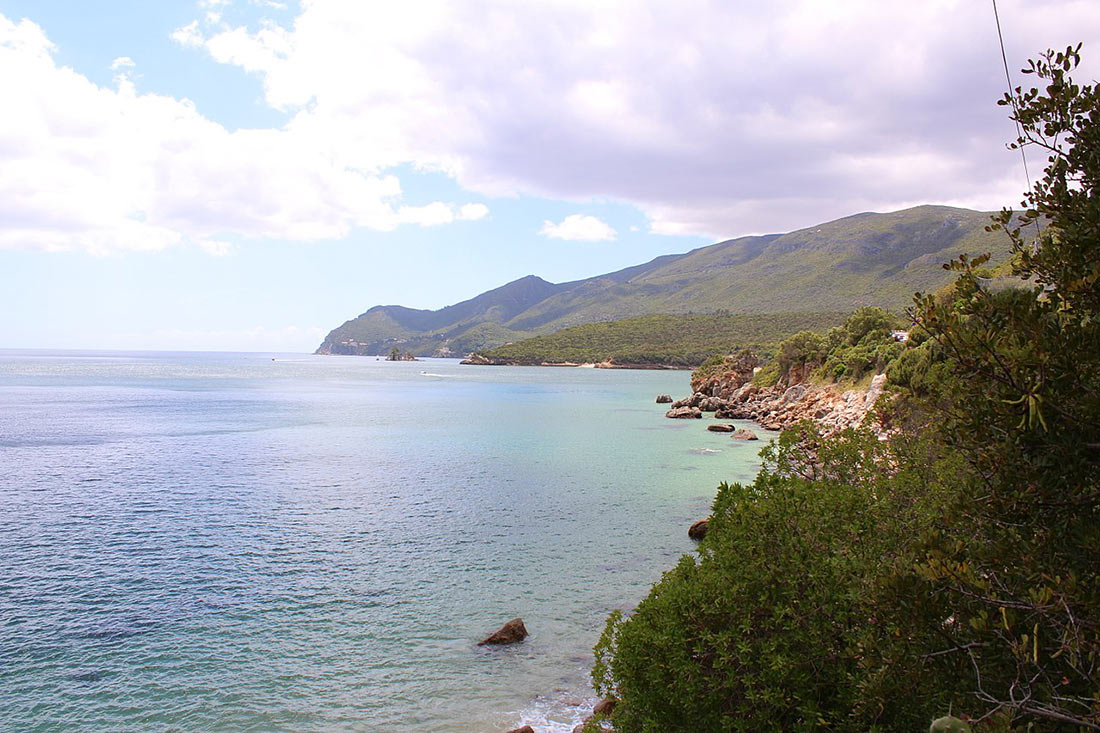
[316,205,1011,356]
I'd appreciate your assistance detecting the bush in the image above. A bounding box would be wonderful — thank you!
[594,426,961,731]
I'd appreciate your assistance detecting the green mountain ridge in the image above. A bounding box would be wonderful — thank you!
[316,205,1011,356]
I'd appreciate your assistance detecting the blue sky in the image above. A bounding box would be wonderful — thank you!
[2,0,1098,351]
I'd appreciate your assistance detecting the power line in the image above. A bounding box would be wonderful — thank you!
[991,0,1041,237]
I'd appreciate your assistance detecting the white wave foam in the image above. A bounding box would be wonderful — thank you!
[511,688,599,732]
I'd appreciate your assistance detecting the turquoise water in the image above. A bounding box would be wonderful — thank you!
[0,351,772,732]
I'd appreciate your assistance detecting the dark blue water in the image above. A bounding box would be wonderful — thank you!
[0,351,771,731]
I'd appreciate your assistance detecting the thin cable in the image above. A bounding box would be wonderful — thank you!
[992,0,1042,237]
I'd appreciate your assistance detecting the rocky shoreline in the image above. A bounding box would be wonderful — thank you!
[668,373,887,436]
[669,351,888,437]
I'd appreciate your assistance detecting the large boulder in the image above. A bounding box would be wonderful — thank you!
[707,423,735,433]
[665,406,702,419]
[781,384,808,403]
[688,519,709,540]
[699,396,728,412]
[593,697,618,716]
[730,429,759,441]
[733,382,758,401]
[671,392,706,409]
[655,394,673,403]
[478,618,528,646]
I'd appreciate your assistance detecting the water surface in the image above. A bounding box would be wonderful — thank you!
[0,351,771,731]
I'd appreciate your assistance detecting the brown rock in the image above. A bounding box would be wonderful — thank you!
[688,518,709,540]
[505,727,535,733]
[593,697,618,716]
[730,429,759,440]
[655,394,673,403]
[699,396,728,412]
[781,384,808,403]
[665,406,702,419]
[707,423,735,433]
[478,618,528,646]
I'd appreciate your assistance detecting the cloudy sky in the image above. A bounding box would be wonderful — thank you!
[2,0,1098,351]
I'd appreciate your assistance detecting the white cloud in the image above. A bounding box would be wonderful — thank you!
[169,20,203,48]
[458,203,489,221]
[540,214,616,242]
[7,1,1100,257]
[0,14,483,254]
[396,201,489,226]
[198,238,233,256]
[110,56,134,70]
[173,0,1100,238]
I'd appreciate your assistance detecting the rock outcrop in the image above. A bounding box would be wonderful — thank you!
[593,697,618,716]
[478,618,528,646]
[692,351,759,397]
[730,428,759,440]
[665,406,702,419]
[699,396,728,412]
[707,424,735,433]
[460,353,496,365]
[505,727,535,733]
[656,394,673,403]
[688,519,709,540]
[684,367,888,437]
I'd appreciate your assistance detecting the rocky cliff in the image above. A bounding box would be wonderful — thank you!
[675,353,888,436]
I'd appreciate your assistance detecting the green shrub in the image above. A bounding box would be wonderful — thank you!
[751,361,780,387]
[594,426,960,731]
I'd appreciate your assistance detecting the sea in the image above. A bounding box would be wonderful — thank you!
[0,350,773,732]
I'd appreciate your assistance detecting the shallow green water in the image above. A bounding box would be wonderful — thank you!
[0,351,772,731]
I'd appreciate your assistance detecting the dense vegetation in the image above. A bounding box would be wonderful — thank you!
[591,47,1100,730]
[318,206,1012,357]
[473,311,849,366]
[688,306,905,388]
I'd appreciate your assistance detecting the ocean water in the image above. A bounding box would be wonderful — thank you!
[0,350,773,732]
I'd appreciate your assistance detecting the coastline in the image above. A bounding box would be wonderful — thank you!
[506,376,790,733]
[459,354,694,370]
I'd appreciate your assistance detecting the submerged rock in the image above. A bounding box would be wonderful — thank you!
[665,406,702,419]
[655,394,673,403]
[688,519,709,540]
[730,429,759,441]
[707,423,735,433]
[478,618,528,646]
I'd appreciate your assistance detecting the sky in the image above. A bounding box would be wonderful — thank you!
[2,0,1099,352]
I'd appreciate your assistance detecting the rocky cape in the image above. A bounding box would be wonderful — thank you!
[674,352,887,436]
